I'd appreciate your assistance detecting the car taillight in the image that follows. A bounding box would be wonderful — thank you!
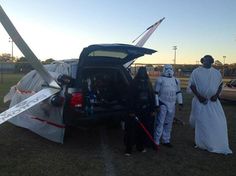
[70,92,83,108]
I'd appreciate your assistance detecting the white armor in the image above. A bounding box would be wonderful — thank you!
[154,64,183,144]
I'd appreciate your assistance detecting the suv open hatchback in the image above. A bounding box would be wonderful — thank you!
[63,44,156,125]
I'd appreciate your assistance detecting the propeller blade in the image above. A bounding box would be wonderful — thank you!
[0,5,60,89]
[0,87,60,125]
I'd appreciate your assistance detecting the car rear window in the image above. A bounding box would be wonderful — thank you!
[88,50,128,59]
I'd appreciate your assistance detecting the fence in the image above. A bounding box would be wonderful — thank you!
[149,76,231,89]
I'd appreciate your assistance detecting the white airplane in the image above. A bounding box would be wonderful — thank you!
[0,5,164,143]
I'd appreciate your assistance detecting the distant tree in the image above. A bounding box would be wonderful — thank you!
[146,64,153,68]
[214,60,223,66]
[0,53,18,62]
[42,58,55,64]
[154,66,162,71]
[230,63,236,67]
[15,57,33,73]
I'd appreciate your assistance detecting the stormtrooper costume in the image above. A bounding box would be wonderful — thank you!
[154,64,183,145]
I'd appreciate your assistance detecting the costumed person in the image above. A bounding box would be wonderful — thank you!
[124,67,155,156]
[154,64,183,148]
[188,55,232,154]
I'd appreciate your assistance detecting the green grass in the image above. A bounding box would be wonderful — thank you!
[0,74,235,176]
[0,73,24,109]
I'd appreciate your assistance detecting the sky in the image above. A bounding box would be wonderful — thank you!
[0,0,236,64]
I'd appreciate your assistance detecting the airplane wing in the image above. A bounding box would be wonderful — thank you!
[0,5,60,89]
[0,5,61,124]
[0,87,60,125]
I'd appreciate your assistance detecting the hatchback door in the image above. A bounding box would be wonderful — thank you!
[78,44,156,68]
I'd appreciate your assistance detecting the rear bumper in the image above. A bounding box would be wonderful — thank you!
[63,105,127,126]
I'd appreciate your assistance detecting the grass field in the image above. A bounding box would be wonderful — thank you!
[0,73,24,110]
[0,74,235,176]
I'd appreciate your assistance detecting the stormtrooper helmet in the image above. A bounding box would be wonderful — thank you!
[163,64,174,77]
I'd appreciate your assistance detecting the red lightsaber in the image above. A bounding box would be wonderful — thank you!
[135,116,160,151]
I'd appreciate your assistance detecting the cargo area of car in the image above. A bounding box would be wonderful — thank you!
[80,67,130,117]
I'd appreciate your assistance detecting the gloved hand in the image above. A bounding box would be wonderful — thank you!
[57,74,73,85]
[150,111,156,117]
[197,95,208,104]
[154,106,160,113]
[178,104,183,111]
[210,94,218,102]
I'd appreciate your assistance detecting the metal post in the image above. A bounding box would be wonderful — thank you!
[173,46,177,65]
[9,37,14,60]
[223,56,226,77]
[223,56,226,65]
[0,62,2,83]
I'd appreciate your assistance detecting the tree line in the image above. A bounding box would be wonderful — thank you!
[1,53,236,77]
[0,54,55,73]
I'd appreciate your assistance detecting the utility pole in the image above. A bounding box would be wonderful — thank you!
[0,61,2,83]
[9,37,14,61]
[223,56,226,77]
[223,56,226,65]
[173,46,177,65]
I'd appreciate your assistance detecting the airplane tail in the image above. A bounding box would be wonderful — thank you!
[133,17,165,47]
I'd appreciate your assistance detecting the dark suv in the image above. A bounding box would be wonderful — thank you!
[62,44,156,125]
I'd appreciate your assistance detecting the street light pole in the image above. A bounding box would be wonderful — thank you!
[223,56,226,65]
[173,46,177,65]
[9,37,14,60]
[223,56,226,77]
